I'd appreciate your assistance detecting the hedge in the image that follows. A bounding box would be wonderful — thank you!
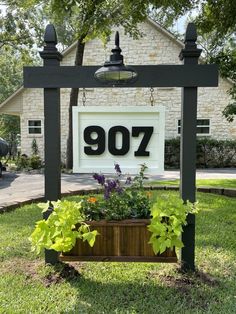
[165,138,236,168]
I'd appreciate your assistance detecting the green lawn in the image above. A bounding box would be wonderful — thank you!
[147,179,236,189]
[0,191,236,313]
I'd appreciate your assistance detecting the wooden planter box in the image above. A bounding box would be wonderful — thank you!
[60,219,177,263]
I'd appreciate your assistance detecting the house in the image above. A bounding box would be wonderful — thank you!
[0,18,235,164]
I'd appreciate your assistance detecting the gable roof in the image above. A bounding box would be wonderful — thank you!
[0,86,24,113]
[0,18,231,114]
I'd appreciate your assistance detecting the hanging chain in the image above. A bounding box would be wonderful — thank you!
[150,87,154,106]
[82,88,86,106]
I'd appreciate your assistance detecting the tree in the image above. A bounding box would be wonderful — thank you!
[154,1,236,122]
[195,0,236,122]
[0,4,47,51]
[0,114,20,157]
[9,0,199,168]
[5,0,236,166]
[0,5,47,158]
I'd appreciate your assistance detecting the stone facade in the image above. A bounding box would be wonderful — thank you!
[1,19,235,160]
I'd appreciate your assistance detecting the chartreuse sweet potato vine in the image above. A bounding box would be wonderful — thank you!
[29,200,99,254]
[148,195,199,254]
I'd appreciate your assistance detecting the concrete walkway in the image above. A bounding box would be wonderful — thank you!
[0,169,236,209]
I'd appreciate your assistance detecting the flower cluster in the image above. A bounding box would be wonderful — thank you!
[93,165,124,199]
[82,163,151,221]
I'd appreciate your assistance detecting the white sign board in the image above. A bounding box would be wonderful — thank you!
[73,106,165,174]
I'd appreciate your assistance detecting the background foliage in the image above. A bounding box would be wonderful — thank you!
[165,138,236,168]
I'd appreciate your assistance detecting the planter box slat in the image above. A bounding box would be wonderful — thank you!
[60,255,177,263]
[60,219,177,263]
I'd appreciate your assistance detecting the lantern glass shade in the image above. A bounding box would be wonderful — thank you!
[95,63,137,84]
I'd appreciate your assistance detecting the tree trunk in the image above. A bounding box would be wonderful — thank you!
[66,38,85,169]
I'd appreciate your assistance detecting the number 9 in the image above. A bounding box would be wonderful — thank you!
[84,126,105,155]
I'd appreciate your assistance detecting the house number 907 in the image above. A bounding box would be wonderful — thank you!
[84,126,154,156]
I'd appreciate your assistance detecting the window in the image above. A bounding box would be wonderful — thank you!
[178,119,210,135]
[28,120,42,134]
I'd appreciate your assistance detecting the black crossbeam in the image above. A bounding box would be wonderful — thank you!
[24,64,218,88]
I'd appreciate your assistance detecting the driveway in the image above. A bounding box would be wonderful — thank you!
[1,169,236,209]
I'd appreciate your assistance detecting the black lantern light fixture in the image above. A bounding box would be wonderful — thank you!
[94,31,138,85]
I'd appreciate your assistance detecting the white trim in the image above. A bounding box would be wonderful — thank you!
[74,105,165,113]
[0,86,24,112]
[73,106,165,174]
[61,41,78,58]
[177,118,211,136]
[27,119,43,136]
[147,17,184,49]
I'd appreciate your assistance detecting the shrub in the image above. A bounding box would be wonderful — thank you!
[16,154,30,170]
[165,137,236,168]
[31,138,39,155]
[29,155,43,169]
[16,154,43,170]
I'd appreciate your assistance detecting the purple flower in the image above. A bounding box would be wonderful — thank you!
[114,163,122,175]
[93,173,105,185]
[125,176,132,185]
[116,186,123,194]
[106,179,117,190]
[103,179,117,199]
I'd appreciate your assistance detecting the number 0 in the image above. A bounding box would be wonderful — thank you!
[108,126,130,155]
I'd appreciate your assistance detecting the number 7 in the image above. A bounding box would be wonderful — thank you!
[132,127,154,156]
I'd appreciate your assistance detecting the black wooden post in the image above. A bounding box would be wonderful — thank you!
[39,25,63,264]
[179,24,202,271]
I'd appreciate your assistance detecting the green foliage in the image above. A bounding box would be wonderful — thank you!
[82,190,151,221]
[0,10,33,50]
[148,179,236,189]
[207,48,236,122]
[195,2,236,121]
[150,0,196,28]
[29,200,99,254]
[196,0,236,38]
[165,138,180,169]
[148,194,198,254]
[15,138,42,170]
[16,154,29,170]
[0,114,20,157]
[196,138,236,168]
[31,138,39,155]
[86,164,151,220]
[0,6,43,99]
[29,155,43,169]
[222,103,236,123]
[151,1,236,122]
[16,154,43,170]
[165,138,236,168]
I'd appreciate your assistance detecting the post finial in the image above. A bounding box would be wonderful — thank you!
[44,24,58,45]
[40,24,62,61]
[185,23,197,43]
[179,22,202,61]
[115,31,120,48]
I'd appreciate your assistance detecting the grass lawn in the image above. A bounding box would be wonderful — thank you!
[147,179,236,189]
[0,191,236,313]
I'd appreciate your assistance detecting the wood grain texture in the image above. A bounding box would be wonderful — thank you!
[61,219,177,263]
